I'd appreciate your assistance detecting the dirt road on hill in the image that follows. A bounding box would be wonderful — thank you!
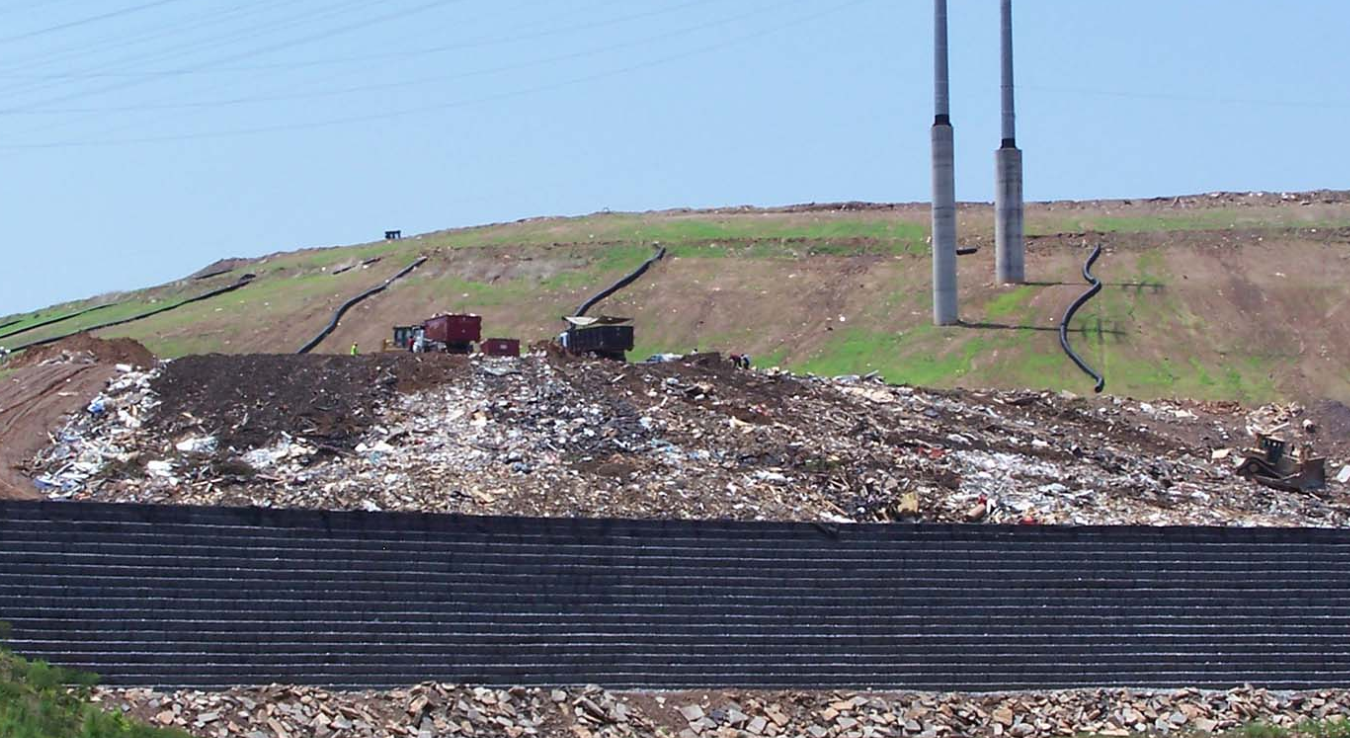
[0,363,116,499]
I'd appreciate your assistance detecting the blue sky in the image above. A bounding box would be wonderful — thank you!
[1,0,1347,316]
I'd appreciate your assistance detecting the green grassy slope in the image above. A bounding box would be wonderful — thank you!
[4,196,1348,403]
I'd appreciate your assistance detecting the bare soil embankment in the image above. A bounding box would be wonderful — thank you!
[0,336,153,499]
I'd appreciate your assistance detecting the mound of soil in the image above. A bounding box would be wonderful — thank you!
[146,353,466,453]
[187,256,256,280]
[1310,399,1350,458]
[9,335,154,370]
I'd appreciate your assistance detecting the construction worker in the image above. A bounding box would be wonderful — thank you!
[350,342,360,356]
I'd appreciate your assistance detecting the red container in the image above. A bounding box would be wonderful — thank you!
[422,314,481,344]
[481,338,520,357]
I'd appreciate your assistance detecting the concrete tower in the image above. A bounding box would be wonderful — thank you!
[931,0,958,325]
[994,0,1025,283]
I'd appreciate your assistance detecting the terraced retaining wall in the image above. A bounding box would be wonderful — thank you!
[2,500,1349,690]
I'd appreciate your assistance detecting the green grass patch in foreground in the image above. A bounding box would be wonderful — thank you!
[0,631,188,738]
[1292,718,1350,738]
[1220,720,1350,738]
[1076,718,1350,737]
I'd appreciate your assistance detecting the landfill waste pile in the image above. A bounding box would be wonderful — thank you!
[27,363,160,495]
[95,683,1350,738]
[1,335,157,499]
[26,350,1350,526]
[26,352,463,494]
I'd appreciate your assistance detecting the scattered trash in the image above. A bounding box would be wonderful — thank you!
[30,365,160,494]
[174,436,217,455]
[478,361,522,377]
[23,352,1350,527]
[144,460,173,477]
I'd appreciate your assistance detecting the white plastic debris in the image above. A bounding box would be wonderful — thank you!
[175,436,218,455]
[145,460,174,477]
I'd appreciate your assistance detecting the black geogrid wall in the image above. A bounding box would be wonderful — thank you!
[3,500,1350,690]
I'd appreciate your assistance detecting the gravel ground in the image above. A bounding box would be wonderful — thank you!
[97,683,1350,738]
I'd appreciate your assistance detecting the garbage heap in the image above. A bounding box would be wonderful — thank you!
[29,364,160,495]
[25,351,1350,527]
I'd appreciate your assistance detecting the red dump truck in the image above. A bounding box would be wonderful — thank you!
[392,313,482,354]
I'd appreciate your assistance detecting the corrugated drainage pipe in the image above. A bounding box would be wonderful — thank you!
[297,256,428,354]
[574,246,666,318]
[1058,244,1106,393]
[10,275,255,353]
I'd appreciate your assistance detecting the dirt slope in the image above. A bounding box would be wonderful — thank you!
[3,190,1348,403]
[0,363,116,498]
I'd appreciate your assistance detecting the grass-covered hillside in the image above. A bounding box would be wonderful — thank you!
[3,191,1348,403]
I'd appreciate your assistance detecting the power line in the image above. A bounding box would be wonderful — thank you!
[0,0,188,43]
[0,0,869,149]
[0,0,736,143]
[0,0,89,19]
[3,0,726,84]
[0,0,311,78]
[0,0,693,133]
[0,0,396,139]
[2,0,802,115]
[0,0,471,139]
[0,0,419,99]
[0,0,383,103]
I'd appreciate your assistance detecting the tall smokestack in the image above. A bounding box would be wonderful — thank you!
[994,0,1025,284]
[931,0,958,325]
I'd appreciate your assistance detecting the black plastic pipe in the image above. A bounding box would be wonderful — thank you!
[297,256,427,355]
[0,301,123,342]
[1058,244,1106,393]
[575,246,666,317]
[10,275,256,353]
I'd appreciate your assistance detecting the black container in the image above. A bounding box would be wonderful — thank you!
[565,325,634,358]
